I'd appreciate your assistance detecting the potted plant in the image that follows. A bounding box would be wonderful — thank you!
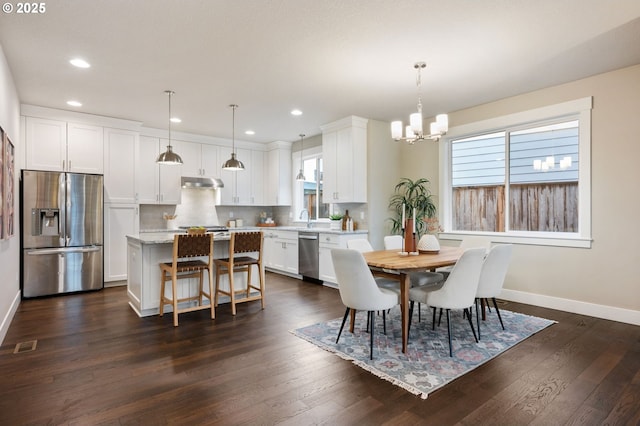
[388,177,437,237]
[329,214,343,230]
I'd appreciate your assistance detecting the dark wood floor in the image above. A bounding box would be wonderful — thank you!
[1,272,639,425]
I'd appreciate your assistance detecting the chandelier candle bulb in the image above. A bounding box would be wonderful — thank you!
[410,112,423,133]
[391,121,403,139]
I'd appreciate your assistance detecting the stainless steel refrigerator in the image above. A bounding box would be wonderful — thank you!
[21,170,104,298]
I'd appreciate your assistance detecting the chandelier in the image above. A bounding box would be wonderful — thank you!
[391,62,449,143]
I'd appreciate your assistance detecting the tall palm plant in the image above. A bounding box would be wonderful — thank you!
[389,177,437,237]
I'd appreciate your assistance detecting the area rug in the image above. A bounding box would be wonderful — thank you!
[291,307,555,399]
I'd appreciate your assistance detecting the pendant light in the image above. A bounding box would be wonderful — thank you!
[295,133,306,181]
[156,90,183,165]
[222,104,245,171]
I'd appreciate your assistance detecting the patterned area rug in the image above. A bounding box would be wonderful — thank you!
[291,307,555,399]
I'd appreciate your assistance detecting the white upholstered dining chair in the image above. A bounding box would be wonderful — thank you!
[331,248,400,360]
[408,247,486,357]
[475,244,513,339]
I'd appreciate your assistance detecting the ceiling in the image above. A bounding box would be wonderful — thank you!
[1,1,639,144]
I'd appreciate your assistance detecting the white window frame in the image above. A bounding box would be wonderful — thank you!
[292,145,330,224]
[439,97,592,248]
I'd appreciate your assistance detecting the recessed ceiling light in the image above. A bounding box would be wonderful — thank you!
[291,109,303,116]
[69,58,90,68]
[170,117,181,123]
[66,100,82,107]
[245,130,255,135]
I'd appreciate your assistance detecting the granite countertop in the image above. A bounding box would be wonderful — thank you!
[128,226,368,244]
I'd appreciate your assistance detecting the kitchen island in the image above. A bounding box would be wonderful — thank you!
[126,231,245,317]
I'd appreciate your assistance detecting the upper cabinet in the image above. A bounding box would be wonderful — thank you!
[25,117,103,174]
[136,136,181,205]
[265,142,292,206]
[104,128,138,204]
[176,141,220,179]
[321,116,368,203]
[220,148,265,205]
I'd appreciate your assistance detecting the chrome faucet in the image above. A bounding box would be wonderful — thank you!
[299,209,312,228]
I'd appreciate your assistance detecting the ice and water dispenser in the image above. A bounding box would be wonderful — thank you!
[31,208,60,236]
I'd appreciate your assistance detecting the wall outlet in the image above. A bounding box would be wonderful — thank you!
[289,211,293,218]
[229,211,234,218]
[360,211,365,220]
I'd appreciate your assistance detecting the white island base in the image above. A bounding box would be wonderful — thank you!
[127,233,261,317]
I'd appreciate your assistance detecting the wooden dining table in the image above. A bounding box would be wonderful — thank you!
[362,246,465,353]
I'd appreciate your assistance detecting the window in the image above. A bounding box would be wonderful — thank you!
[441,97,591,247]
[293,147,330,221]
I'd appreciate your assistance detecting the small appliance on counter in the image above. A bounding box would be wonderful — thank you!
[20,170,104,298]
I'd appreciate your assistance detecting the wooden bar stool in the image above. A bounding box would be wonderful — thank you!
[159,232,215,326]
[214,231,265,315]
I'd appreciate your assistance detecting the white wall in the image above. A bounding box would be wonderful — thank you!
[0,44,22,344]
[394,64,640,325]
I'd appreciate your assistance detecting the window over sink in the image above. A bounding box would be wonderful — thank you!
[293,145,330,222]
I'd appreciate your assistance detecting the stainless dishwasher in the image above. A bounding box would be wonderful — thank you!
[298,231,320,282]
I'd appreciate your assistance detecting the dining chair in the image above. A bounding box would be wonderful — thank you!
[438,235,492,278]
[331,248,400,360]
[475,244,513,339]
[214,231,265,315]
[408,247,486,356]
[159,232,215,327]
[346,239,401,292]
[382,235,444,288]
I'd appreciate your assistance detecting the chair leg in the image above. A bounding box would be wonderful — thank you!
[207,269,215,320]
[214,269,220,308]
[446,309,452,357]
[246,265,252,298]
[475,298,481,340]
[171,273,179,327]
[258,264,266,309]
[438,308,443,327]
[369,310,375,360]
[493,298,505,330]
[336,307,350,343]
[432,307,437,330]
[382,310,387,335]
[228,267,236,316]
[466,307,479,343]
[159,271,165,316]
[418,302,421,322]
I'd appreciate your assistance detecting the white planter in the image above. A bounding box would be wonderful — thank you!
[330,220,342,230]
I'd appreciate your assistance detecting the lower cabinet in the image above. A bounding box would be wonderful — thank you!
[104,203,139,282]
[319,233,368,287]
[263,230,298,275]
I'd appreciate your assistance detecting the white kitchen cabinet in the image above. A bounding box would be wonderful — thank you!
[263,230,298,275]
[177,141,219,178]
[319,232,368,286]
[321,116,368,203]
[265,142,292,206]
[104,128,138,203]
[220,148,265,205]
[25,117,103,173]
[136,135,181,204]
[104,203,139,282]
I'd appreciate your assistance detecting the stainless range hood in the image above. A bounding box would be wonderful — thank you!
[181,176,224,189]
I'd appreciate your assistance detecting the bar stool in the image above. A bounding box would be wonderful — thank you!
[214,231,265,315]
[159,232,215,326]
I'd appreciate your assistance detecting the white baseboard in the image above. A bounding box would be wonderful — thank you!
[0,290,21,345]
[500,288,640,326]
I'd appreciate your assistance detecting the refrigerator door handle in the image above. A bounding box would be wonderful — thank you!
[26,246,102,256]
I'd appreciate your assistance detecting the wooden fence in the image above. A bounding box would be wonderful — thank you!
[453,182,578,232]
